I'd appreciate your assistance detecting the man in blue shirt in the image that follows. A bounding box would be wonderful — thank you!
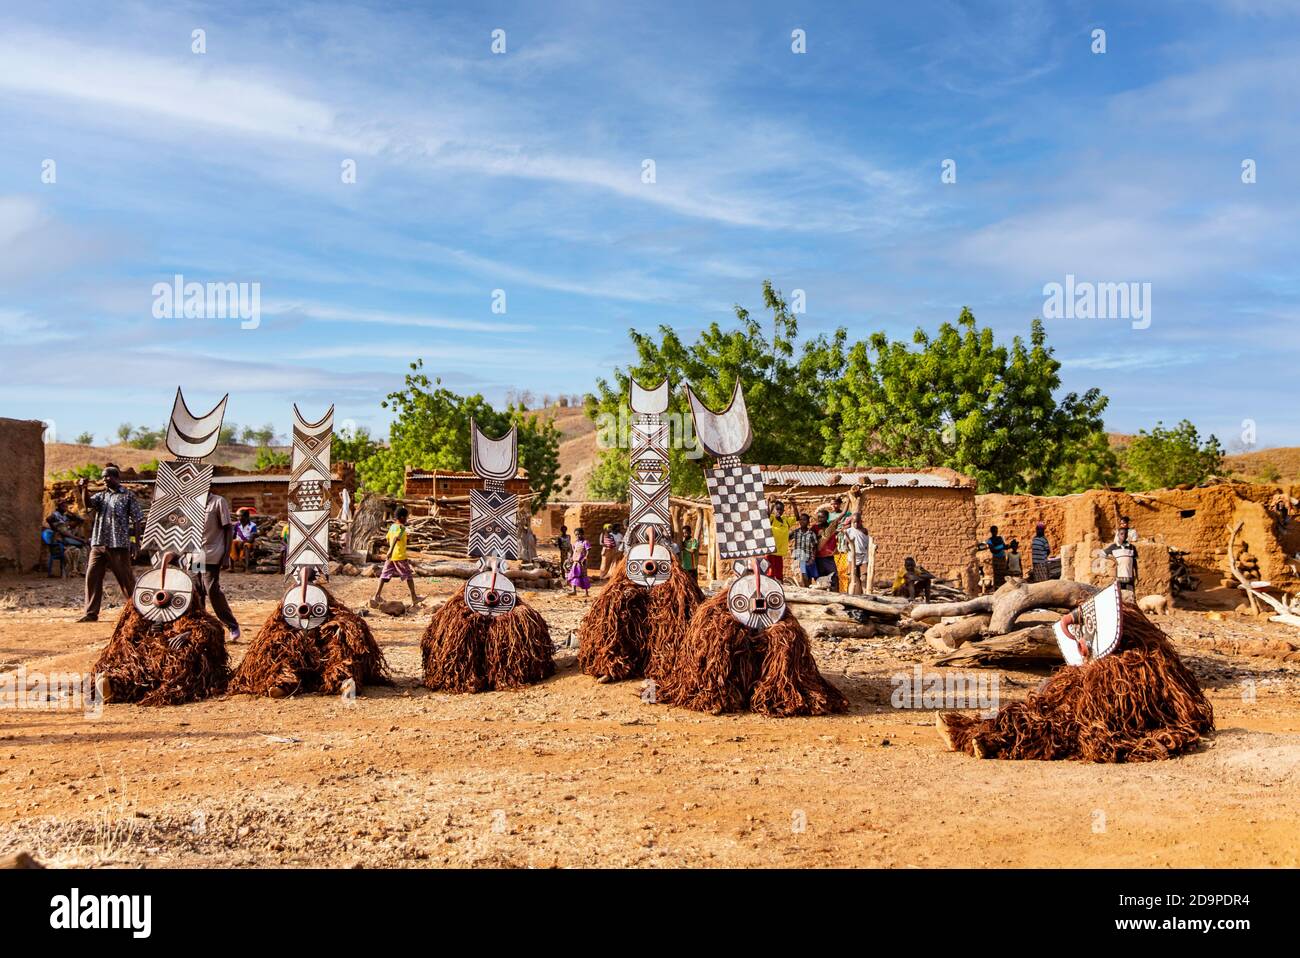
[985,525,1007,589]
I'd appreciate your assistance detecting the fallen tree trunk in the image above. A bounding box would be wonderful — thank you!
[781,585,905,619]
[986,579,1098,634]
[931,624,1059,667]
[411,561,557,582]
[812,622,878,640]
[924,614,991,652]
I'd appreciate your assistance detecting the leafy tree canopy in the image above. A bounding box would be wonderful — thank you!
[587,281,846,499]
[824,308,1109,494]
[1119,419,1223,491]
[356,360,569,511]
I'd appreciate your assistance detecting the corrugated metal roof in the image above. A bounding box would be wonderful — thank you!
[760,469,958,488]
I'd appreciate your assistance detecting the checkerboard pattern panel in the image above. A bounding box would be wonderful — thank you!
[705,463,774,559]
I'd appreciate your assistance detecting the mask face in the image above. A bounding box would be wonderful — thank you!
[725,558,786,630]
[465,559,517,617]
[133,567,194,623]
[626,540,674,587]
[281,582,330,630]
[1054,582,1123,666]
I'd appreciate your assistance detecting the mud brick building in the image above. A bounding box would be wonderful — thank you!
[760,466,978,588]
[977,482,1300,596]
[1,418,47,573]
[403,468,532,504]
[46,463,357,526]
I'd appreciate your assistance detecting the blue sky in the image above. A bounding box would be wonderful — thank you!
[1,0,1296,449]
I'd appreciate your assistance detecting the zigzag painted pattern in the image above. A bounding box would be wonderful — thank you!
[142,460,212,559]
[627,416,669,543]
[468,489,520,559]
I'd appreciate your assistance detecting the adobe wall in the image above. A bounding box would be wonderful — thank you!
[978,484,1296,586]
[562,502,629,568]
[0,419,46,573]
[859,487,977,586]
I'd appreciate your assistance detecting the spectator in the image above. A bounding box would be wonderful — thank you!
[813,508,847,590]
[75,464,143,623]
[893,556,934,601]
[1005,538,1023,578]
[679,525,699,582]
[766,498,797,581]
[230,508,258,571]
[597,524,618,579]
[844,515,871,591]
[522,526,538,562]
[556,525,572,568]
[1030,522,1052,582]
[372,506,419,606]
[1103,516,1138,601]
[788,513,819,587]
[985,525,1008,589]
[195,489,240,641]
[567,527,592,596]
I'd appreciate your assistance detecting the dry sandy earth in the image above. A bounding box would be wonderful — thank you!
[1,569,1297,869]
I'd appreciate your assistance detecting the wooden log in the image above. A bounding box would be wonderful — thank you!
[781,584,905,618]
[931,624,1059,667]
[924,614,992,652]
[812,621,877,640]
[910,596,993,619]
[986,579,1098,634]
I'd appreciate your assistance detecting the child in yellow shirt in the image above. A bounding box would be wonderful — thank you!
[372,507,418,605]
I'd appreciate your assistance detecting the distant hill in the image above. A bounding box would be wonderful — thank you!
[1223,447,1300,484]
[542,403,599,500]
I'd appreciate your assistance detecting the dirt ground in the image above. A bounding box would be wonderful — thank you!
[1,568,1297,869]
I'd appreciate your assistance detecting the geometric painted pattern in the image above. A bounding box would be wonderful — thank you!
[705,458,775,560]
[627,415,670,545]
[141,460,213,561]
[468,488,520,560]
[288,405,333,570]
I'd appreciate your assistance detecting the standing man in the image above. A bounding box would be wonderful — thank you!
[845,515,872,593]
[788,513,819,587]
[195,489,240,641]
[1103,516,1138,601]
[1029,522,1052,582]
[985,525,1008,589]
[75,464,144,622]
[766,498,797,582]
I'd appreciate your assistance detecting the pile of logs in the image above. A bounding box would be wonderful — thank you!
[910,578,1098,667]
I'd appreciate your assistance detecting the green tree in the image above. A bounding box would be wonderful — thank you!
[332,425,382,464]
[254,446,291,469]
[1043,430,1120,495]
[116,423,133,443]
[126,425,165,449]
[1119,420,1223,491]
[219,423,239,445]
[358,361,569,510]
[74,431,94,445]
[587,281,846,499]
[824,309,1109,494]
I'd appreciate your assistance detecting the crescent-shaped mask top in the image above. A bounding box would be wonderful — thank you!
[292,403,334,437]
[684,381,753,458]
[165,388,229,460]
[470,418,519,481]
[630,377,669,415]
